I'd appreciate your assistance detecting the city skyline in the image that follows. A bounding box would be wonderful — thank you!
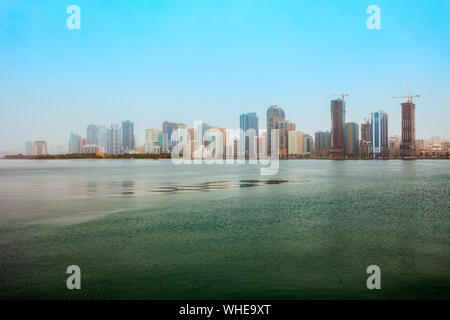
[17,98,450,159]
[1,0,450,152]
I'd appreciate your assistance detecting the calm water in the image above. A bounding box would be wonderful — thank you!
[0,159,449,299]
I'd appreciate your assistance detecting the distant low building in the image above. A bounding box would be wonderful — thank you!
[82,144,99,153]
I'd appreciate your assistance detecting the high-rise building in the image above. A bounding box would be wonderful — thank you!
[194,121,211,151]
[240,113,259,156]
[69,133,80,153]
[330,99,346,159]
[359,120,372,158]
[256,131,267,158]
[361,121,371,142]
[371,110,388,157]
[345,122,359,157]
[303,134,314,156]
[76,137,88,154]
[121,121,135,153]
[144,128,162,154]
[86,124,98,145]
[33,141,47,155]
[279,120,296,157]
[208,127,227,159]
[25,141,34,155]
[162,121,186,153]
[389,135,400,158]
[415,139,426,153]
[400,101,416,157]
[106,124,120,154]
[314,131,330,158]
[97,125,107,153]
[266,105,285,156]
[288,131,304,157]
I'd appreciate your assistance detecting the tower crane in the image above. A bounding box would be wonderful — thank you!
[392,81,420,103]
[321,93,349,101]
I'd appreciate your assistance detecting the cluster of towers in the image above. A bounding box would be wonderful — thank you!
[324,91,418,159]
[68,121,135,155]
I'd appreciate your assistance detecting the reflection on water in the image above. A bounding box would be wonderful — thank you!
[151,179,311,193]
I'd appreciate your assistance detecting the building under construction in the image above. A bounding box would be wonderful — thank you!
[400,101,416,157]
[330,99,346,159]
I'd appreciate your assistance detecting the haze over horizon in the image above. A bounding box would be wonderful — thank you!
[1,0,449,152]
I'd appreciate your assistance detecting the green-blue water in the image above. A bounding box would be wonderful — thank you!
[0,159,449,299]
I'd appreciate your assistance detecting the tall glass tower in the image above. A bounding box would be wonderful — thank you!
[371,110,388,157]
[121,121,135,153]
[266,105,285,156]
[345,122,359,157]
[240,113,259,156]
[86,124,98,145]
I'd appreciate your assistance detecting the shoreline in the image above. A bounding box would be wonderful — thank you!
[1,156,449,161]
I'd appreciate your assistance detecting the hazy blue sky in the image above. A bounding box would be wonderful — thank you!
[1,0,449,152]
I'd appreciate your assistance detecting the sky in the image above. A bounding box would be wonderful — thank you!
[1,0,449,152]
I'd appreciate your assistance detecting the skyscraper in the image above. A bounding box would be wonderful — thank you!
[303,134,314,156]
[389,135,400,158]
[121,121,135,153]
[97,125,107,153]
[288,131,304,157]
[330,99,346,159]
[359,120,372,158]
[371,110,388,157]
[279,120,296,157]
[69,133,80,153]
[194,121,211,151]
[86,124,98,145]
[360,121,371,142]
[106,124,120,154]
[162,121,186,153]
[314,131,330,158]
[400,101,416,157]
[145,128,162,154]
[266,105,285,156]
[240,113,259,156]
[76,137,88,154]
[345,122,359,157]
[208,127,227,159]
[33,141,47,155]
